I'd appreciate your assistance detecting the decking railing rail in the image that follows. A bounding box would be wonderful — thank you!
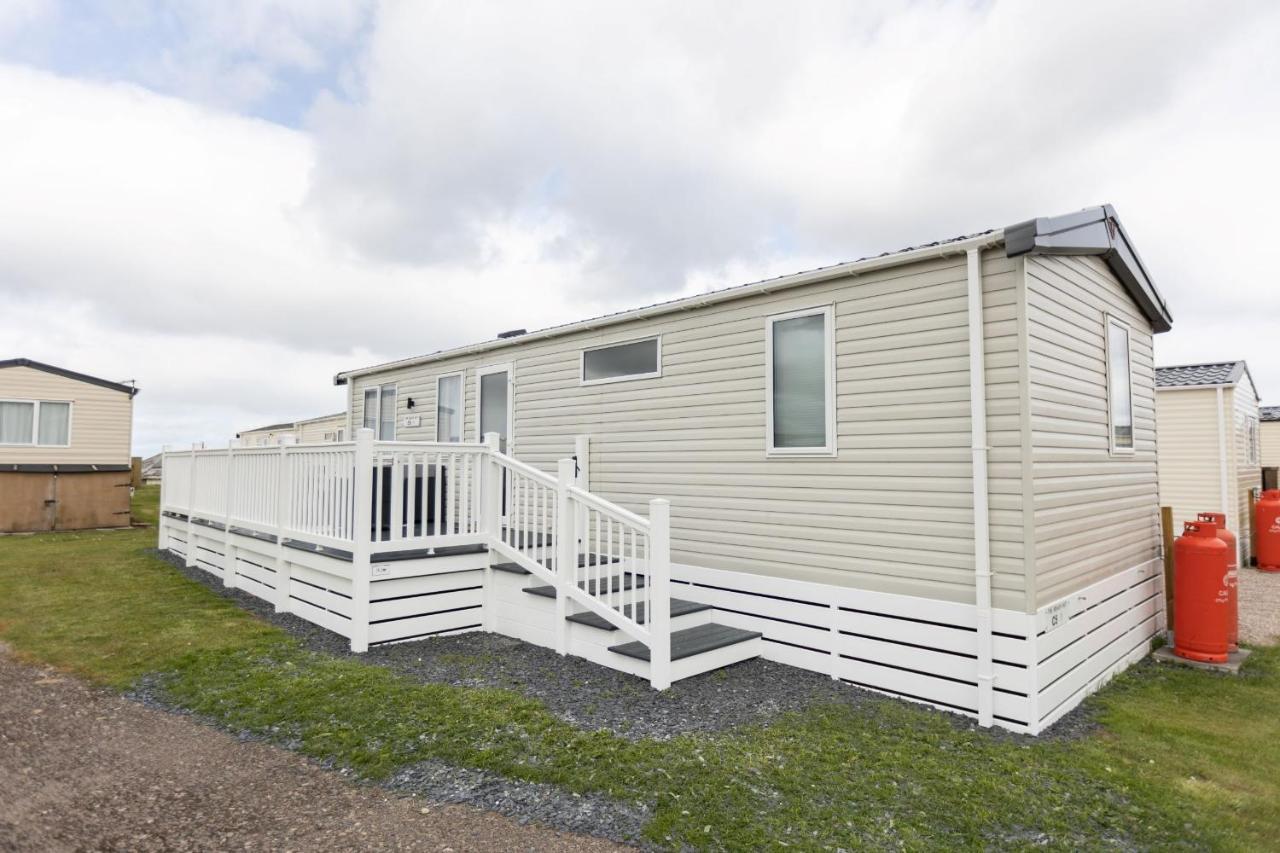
[159,428,672,687]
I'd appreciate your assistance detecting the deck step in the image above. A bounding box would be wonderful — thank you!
[565,598,710,630]
[490,561,530,575]
[609,624,762,663]
[524,573,645,599]
[493,553,619,577]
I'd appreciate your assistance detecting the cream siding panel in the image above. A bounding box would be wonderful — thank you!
[352,250,1031,609]
[1231,383,1262,562]
[1025,256,1160,607]
[1262,421,1280,468]
[297,414,347,444]
[1155,388,1225,538]
[0,365,133,465]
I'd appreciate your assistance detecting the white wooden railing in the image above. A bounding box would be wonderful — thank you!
[160,428,672,687]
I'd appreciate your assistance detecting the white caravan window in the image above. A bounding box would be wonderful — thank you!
[1247,416,1259,466]
[436,373,463,442]
[766,306,835,456]
[581,337,661,385]
[0,400,70,446]
[378,384,397,440]
[362,384,397,440]
[1106,317,1134,453]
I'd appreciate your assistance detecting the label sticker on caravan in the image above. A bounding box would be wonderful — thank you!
[372,563,392,577]
[1040,598,1074,634]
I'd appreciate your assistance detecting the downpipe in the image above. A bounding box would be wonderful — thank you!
[967,248,995,727]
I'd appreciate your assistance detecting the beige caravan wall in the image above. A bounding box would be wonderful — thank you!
[1262,421,1280,468]
[0,365,133,466]
[1231,382,1261,562]
[298,415,346,443]
[351,249,1031,610]
[1156,388,1226,538]
[1024,255,1161,608]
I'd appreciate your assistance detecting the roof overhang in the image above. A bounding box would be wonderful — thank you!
[0,358,140,397]
[1004,205,1172,333]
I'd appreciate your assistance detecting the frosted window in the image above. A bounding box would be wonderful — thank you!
[37,402,70,445]
[771,313,829,450]
[437,374,462,442]
[1108,322,1133,450]
[583,338,659,382]
[0,401,34,444]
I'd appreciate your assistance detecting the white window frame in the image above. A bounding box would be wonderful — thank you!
[474,363,515,451]
[764,305,836,458]
[579,335,663,386]
[361,383,398,441]
[1246,416,1260,466]
[0,398,73,447]
[1104,315,1136,456]
[435,371,465,443]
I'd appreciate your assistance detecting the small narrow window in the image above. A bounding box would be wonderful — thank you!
[1247,417,1259,466]
[581,337,661,384]
[37,402,71,446]
[0,401,34,444]
[767,306,835,456]
[436,373,463,442]
[378,383,397,440]
[1106,318,1134,453]
[362,388,378,431]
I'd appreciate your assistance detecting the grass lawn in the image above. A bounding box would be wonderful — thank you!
[1,485,1276,849]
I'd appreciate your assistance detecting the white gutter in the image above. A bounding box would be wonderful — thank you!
[336,231,1005,383]
[966,247,995,728]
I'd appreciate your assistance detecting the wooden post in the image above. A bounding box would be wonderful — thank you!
[222,440,237,588]
[648,498,672,690]
[273,440,293,614]
[1161,505,1175,637]
[482,432,501,632]
[556,459,576,656]
[185,443,198,568]
[130,456,143,488]
[349,428,375,653]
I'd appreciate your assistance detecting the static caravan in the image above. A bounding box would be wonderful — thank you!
[296,412,347,444]
[1,358,139,532]
[1261,406,1279,491]
[159,205,1170,733]
[235,420,299,447]
[1155,362,1262,564]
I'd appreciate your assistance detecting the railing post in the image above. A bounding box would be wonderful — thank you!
[350,428,375,653]
[222,440,237,588]
[273,440,294,614]
[482,432,501,632]
[185,443,198,568]
[157,445,170,550]
[648,498,672,691]
[556,458,576,656]
[574,434,590,553]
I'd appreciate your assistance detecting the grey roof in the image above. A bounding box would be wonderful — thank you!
[1155,362,1247,388]
[1261,406,1280,422]
[337,204,1172,384]
[237,421,295,437]
[0,358,139,397]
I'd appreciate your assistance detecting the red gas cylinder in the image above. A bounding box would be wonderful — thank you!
[1173,520,1231,663]
[1197,512,1238,651]
[1258,490,1280,572]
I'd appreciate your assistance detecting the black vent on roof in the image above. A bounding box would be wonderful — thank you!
[497,328,527,339]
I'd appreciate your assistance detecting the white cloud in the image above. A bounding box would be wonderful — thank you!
[2,0,1279,460]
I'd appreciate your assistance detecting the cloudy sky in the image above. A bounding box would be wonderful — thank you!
[2,1,1278,456]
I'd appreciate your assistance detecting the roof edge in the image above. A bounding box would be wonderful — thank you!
[0,358,140,397]
[334,230,1005,384]
[1004,204,1172,333]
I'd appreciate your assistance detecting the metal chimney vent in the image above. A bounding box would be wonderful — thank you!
[497,328,527,339]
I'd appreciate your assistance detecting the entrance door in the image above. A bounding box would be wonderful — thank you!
[476,364,513,454]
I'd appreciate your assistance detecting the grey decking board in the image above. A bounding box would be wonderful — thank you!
[609,624,762,662]
[565,598,709,631]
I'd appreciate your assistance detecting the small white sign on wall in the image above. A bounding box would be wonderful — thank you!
[401,415,421,428]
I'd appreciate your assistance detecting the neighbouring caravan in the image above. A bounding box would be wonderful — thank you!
[315,204,1172,733]
[235,412,346,447]
[1261,406,1279,491]
[1,358,139,532]
[1155,362,1263,563]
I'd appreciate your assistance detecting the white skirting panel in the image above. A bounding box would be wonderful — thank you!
[670,559,1162,735]
[157,514,486,647]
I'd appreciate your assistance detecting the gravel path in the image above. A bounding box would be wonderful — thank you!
[0,645,627,853]
[1239,567,1280,645]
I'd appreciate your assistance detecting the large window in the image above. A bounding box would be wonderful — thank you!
[766,306,834,456]
[581,337,661,384]
[436,373,463,442]
[1106,317,1134,453]
[362,384,397,440]
[0,400,71,446]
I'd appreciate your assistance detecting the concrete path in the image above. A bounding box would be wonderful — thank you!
[0,648,627,852]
